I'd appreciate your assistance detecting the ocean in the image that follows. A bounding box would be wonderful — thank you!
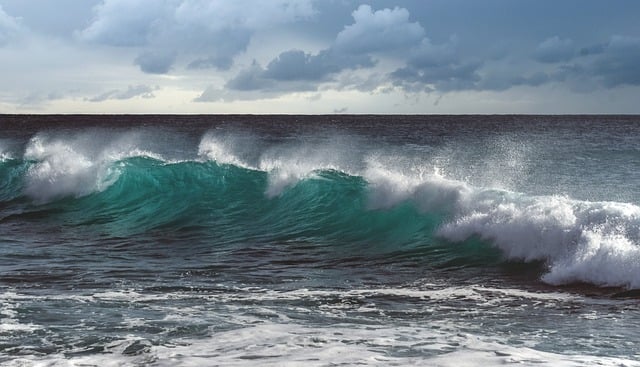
[1,115,639,366]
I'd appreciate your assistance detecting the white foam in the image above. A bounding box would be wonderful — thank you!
[8,323,638,367]
[0,300,42,334]
[259,135,366,197]
[0,140,12,161]
[24,135,98,201]
[22,132,168,203]
[198,131,364,197]
[329,153,640,289]
[438,188,640,288]
[5,286,637,366]
[426,338,640,367]
[259,154,342,198]
[363,158,469,211]
[198,132,256,169]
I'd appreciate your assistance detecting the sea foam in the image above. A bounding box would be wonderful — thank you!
[7,323,638,367]
[363,160,640,288]
[436,189,640,288]
[22,132,165,202]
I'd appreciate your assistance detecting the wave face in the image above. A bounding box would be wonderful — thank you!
[2,117,640,290]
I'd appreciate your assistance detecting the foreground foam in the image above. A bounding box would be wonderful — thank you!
[7,323,638,367]
[2,280,635,366]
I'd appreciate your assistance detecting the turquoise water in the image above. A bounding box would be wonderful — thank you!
[1,115,640,366]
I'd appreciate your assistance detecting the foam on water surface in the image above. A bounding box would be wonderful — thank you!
[6,322,640,367]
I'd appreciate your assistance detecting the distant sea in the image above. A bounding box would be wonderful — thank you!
[1,115,640,366]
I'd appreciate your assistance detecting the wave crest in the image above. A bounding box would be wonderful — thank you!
[3,129,640,289]
[22,132,166,203]
[439,192,640,288]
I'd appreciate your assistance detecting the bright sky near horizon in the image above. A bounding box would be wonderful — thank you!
[1,0,639,114]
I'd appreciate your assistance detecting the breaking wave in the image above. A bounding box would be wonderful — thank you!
[2,130,640,289]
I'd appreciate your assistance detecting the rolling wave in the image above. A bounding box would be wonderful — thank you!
[1,131,640,289]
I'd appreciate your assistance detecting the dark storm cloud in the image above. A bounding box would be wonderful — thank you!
[521,35,640,91]
[588,36,640,87]
[388,36,484,92]
[391,62,482,92]
[477,72,550,92]
[224,4,420,94]
[382,0,640,94]
[264,49,374,82]
[223,49,375,93]
[534,36,575,63]
[392,31,640,93]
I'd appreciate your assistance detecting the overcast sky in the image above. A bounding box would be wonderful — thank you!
[1,0,639,114]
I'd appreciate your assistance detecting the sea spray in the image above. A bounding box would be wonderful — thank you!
[438,191,640,288]
[3,127,640,288]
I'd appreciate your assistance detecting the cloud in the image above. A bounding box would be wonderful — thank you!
[193,85,224,102]
[391,32,640,93]
[589,35,640,87]
[534,36,575,63]
[187,56,233,71]
[78,0,167,47]
[390,37,483,92]
[266,49,374,81]
[333,106,348,113]
[477,72,550,91]
[217,0,640,100]
[193,84,296,102]
[221,4,424,95]
[225,61,275,92]
[391,35,569,93]
[333,4,425,54]
[223,55,328,94]
[87,85,157,102]
[18,91,65,108]
[264,50,338,81]
[0,0,98,37]
[578,43,606,57]
[546,35,640,90]
[0,5,23,45]
[78,0,315,74]
[134,51,176,74]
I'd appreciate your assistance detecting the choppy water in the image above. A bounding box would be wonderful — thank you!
[1,115,640,366]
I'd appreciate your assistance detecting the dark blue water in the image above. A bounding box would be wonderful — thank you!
[1,115,640,366]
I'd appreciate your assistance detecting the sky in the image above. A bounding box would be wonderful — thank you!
[0,0,639,114]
